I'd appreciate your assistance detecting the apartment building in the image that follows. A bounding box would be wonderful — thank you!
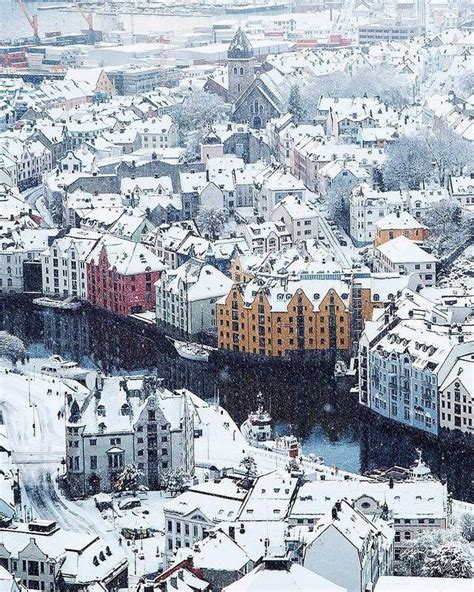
[236,221,293,255]
[358,287,474,435]
[271,195,319,244]
[66,375,195,497]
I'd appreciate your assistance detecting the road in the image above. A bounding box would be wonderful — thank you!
[318,212,354,268]
[21,184,55,228]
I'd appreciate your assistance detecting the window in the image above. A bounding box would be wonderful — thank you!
[90,456,97,470]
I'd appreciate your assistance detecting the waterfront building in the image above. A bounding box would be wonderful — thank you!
[217,276,352,356]
[155,260,233,336]
[373,236,438,287]
[66,375,194,497]
[41,228,101,300]
[0,520,127,592]
[358,287,474,435]
[86,235,165,316]
[0,228,58,294]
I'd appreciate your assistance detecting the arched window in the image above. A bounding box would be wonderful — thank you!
[239,67,244,75]
[233,67,237,74]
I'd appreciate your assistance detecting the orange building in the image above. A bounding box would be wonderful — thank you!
[217,277,352,356]
[217,272,415,357]
[374,210,429,247]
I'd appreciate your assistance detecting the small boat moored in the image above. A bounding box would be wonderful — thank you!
[33,296,82,311]
[166,336,216,362]
[40,355,89,381]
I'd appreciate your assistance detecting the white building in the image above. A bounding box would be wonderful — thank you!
[254,164,306,221]
[374,236,438,287]
[303,500,393,592]
[271,195,319,244]
[155,260,233,336]
[136,115,178,152]
[66,374,195,497]
[41,229,101,299]
[0,520,128,592]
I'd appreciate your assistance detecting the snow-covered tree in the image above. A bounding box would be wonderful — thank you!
[325,177,352,231]
[383,135,433,190]
[422,199,468,257]
[240,454,257,478]
[0,331,26,365]
[398,530,472,578]
[196,206,228,240]
[421,541,473,578]
[288,84,306,124]
[162,468,189,497]
[460,513,474,542]
[172,90,230,148]
[116,463,143,496]
[422,124,473,185]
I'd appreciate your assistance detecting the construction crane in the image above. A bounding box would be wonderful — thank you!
[75,1,94,33]
[15,0,40,44]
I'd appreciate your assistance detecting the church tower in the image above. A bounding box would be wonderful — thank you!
[227,27,255,102]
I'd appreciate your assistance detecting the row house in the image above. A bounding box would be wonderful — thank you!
[374,236,438,287]
[0,520,128,592]
[86,235,165,317]
[236,221,293,255]
[41,229,101,299]
[155,260,233,336]
[358,287,474,435]
[66,374,194,497]
[142,220,201,269]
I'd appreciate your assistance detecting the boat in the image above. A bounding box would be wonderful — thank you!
[33,296,82,310]
[240,393,303,459]
[40,355,89,380]
[166,336,216,362]
[240,392,273,444]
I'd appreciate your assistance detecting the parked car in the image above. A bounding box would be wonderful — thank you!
[118,497,141,510]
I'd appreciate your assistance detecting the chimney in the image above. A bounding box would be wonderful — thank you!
[389,477,394,489]
[229,526,235,540]
[331,505,338,520]
[178,571,184,581]
[206,170,210,182]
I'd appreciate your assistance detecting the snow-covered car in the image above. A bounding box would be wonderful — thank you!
[118,497,141,510]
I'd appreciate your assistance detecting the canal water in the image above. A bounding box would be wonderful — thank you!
[1,299,473,502]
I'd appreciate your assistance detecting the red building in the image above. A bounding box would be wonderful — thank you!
[87,236,165,316]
